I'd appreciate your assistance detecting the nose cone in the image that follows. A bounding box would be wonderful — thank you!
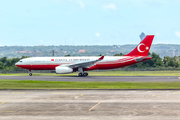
[15,62,19,66]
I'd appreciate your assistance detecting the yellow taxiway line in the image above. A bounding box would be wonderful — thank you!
[0,101,9,105]
[0,111,13,112]
[89,100,102,111]
[11,92,25,94]
[52,92,66,94]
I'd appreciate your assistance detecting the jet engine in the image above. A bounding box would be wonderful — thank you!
[55,66,73,74]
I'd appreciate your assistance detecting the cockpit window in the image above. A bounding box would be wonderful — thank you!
[20,61,22,62]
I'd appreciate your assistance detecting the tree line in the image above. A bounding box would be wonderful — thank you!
[0,56,28,71]
[0,53,180,72]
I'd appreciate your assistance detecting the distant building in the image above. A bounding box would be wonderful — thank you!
[78,50,85,53]
[16,51,28,53]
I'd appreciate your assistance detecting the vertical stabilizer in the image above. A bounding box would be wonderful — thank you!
[125,35,154,56]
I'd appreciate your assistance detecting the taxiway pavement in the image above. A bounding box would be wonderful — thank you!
[0,76,180,82]
[0,90,180,120]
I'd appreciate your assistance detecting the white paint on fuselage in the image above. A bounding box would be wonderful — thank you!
[15,56,131,66]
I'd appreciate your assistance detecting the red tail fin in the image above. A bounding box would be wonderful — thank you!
[125,35,154,56]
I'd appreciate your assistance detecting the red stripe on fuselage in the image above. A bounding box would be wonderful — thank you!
[16,64,60,70]
[16,58,138,71]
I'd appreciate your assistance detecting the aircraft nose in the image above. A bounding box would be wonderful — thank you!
[15,62,19,66]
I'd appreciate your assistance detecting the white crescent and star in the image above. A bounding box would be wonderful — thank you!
[137,43,149,53]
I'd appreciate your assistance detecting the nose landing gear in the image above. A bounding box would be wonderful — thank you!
[29,70,32,76]
[29,73,32,76]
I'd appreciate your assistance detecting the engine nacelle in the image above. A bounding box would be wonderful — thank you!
[55,66,73,74]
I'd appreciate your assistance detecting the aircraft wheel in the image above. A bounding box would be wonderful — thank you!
[83,72,88,77]
[29,73,32,76]
[78,73,82,77]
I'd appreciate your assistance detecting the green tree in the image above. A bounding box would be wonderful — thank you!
[0,57,7,63]
[64,54,71,57]
[0,61,3,69]
[114,53,124,56]
[163,56,179,67]
[147,52,163,67]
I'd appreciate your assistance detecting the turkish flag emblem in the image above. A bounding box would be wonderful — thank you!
[137,43,147,53]
[51,59,54,61]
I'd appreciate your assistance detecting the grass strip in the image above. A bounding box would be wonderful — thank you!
[1,79,180,89]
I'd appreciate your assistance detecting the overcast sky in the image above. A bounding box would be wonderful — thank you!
[0,0,180,46]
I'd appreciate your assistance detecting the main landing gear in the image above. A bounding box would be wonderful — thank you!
[78,67,88,77]
[78,72,88,77]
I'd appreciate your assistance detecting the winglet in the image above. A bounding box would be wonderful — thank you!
[98,56,104,60]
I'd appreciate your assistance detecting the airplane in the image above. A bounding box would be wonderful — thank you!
[15,35,154,77]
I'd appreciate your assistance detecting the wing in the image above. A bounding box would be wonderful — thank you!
[67,56,104,68]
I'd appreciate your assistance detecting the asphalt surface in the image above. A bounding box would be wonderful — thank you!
[0,76,180,82]
[1,90,180,120]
